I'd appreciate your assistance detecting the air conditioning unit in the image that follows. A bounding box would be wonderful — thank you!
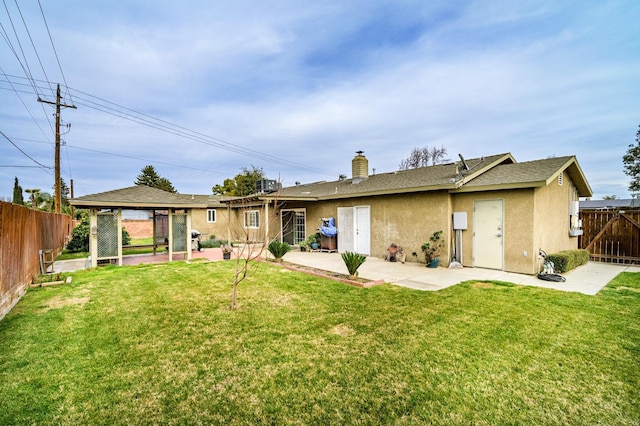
[256,179,277,193]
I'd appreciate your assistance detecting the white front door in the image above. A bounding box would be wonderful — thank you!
[337,207,354,252]
[473,199,504,270]
[337,206,370,255]
[354,206,371,255]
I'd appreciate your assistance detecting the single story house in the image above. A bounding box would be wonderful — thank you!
[71,151,592,275]
[226,152,592,275]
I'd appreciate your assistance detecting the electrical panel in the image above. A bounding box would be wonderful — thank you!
[453,212,468,230]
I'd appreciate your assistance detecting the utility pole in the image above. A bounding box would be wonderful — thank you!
[38,84,76,213]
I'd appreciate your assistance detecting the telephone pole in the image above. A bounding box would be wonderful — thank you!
[38,84,76,213]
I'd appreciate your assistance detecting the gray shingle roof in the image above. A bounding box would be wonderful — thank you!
[580,199,639,209]
[460,156,592,196]
[277,153,514,200]
[71,186,225,208]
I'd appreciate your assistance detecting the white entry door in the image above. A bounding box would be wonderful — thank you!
[354,206,370,255]
[473,199,504,270]
[337,206,370,255]
[337,207,354,253]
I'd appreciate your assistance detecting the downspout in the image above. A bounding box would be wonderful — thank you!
[227,204,232,246]
[265,199,269,245]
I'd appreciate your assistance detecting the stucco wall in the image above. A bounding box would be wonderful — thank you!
[453,189,538,274]
[222,203,281,243]
[450,174,580,275]
[285,191,452,263]
[533,171,579,257]
[191,207,232,241]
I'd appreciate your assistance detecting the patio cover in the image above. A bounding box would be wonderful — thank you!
[70,186,209,267]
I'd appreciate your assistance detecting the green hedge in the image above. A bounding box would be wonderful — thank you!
[546,249,590,273]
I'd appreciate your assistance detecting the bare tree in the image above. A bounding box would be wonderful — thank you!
[224,191,284,310]
[399,145,449,170]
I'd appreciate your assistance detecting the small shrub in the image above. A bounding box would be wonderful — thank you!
[267,240,291,260]
[341,251,366,277]
[546,249,589,273]
[421,230,444,264]
[65,213,130,253]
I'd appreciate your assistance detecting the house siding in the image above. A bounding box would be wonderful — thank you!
[285,191,452,262]
[190,208,230,241]
[533,171,579,260]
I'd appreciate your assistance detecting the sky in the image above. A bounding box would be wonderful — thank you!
[1,0,639,201]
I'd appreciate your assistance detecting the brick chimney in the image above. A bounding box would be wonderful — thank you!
[352,151,369,183]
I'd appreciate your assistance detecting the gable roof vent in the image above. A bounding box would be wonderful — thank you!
[558,172,564,186]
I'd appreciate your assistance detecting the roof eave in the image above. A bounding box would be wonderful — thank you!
[451,181,546,193]
[70,200,208,209]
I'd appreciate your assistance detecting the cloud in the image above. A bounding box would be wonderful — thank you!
[1,0,639,200]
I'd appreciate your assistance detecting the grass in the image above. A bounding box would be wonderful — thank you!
[1,261,639,425]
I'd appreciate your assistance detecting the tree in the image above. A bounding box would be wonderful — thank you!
[602,195,618,200]
[226,192,283,310]
[212,165,265,196]
[399,145,449,170]
[52,178,71,213]
[623,125,640,195]
[24,188,53,211]
[135,165,177,193]
[12,177,24,205]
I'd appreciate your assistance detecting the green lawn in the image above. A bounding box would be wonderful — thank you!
[1,261,638,424]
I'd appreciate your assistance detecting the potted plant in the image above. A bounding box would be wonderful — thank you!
[221,243,232,260]
[304,233,321,250]
[421,230,444,268]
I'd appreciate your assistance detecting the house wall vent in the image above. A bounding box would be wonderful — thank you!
[558,172,564,186]
[352,151,369,182]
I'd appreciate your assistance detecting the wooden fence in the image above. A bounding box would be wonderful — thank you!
[0,201,73,320]
[579,209,640,264]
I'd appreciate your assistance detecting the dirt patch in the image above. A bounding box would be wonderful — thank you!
[471,282,495,288]
[42,296,90,312]
[616,286,640,293]
[330,324,355,337]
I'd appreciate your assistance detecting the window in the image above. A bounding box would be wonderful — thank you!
[244,210,260,228]
[207,209,216,223]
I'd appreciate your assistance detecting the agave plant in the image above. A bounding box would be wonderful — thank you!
[267,240,291,262]
[341,251,366,278]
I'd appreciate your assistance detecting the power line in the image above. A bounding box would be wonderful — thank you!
[1,0,41,96]
[0,164,46,168]
[12,0,55,96]
[66,144,223,175]
[2,74,338,177]
[0,129,52,170]
[0,66,53,139]
[37,0,72,103]
[8,136,227,177]
[2,75,329,174]
[68,88,328,174]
